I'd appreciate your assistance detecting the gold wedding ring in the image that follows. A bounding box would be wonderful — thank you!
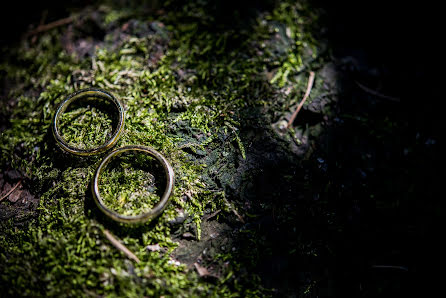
[52,88,124,156]
[91,145,175,224]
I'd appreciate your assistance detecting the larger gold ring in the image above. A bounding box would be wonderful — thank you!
[52,88,125,156]
[92,145,175,224]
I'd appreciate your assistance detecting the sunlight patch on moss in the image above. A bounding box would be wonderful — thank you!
[99,153,161,216]
[59,106,113,150]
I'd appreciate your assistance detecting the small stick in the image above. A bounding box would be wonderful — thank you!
[27,16,74,36]
[231,208,245,224]
[204,209,221,221]
[371,265,409,271]
[103,229,140,263]
[287,71,315,128]
[355,81,400,102]
[221,196,245,223]
[0,180,22,202]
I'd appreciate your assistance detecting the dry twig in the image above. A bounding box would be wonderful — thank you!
[231,207,245,224]
[222,196,245,223]
[0,180,22,202]
[27,16,74,36]
[355,81,400,102]
[204,209,221,221]
[371,265,409,271]
[287,71,316,128]
[103,229,140,263]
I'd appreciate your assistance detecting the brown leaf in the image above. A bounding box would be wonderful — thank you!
[194,263,210,277]
[8,189,22,202]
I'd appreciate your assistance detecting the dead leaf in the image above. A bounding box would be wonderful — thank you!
[146,243,161,252]
[8,189,22,202]
[194,263,210,277]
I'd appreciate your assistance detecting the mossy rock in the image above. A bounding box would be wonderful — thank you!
[0,0,332,296]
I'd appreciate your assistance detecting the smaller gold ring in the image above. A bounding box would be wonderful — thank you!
[92,145,175,224]
[52,88,125,156]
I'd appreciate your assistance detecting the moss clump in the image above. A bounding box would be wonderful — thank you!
[99,153,162,216]
[59,105,113,150]
[0,0,325,296]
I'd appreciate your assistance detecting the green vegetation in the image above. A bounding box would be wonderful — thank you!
[0,0,325,296]
[59,105,113,150]
[99,153,161,216]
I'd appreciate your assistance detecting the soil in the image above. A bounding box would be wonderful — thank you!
[0,170,39,226]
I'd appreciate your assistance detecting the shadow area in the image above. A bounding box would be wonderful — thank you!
[169,0,441,296]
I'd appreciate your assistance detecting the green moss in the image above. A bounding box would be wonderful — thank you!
[59,106,113,150]
[0,0,324,296]
[99,153,161,216]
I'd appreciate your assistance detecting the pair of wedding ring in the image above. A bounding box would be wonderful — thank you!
[52,88,174,224]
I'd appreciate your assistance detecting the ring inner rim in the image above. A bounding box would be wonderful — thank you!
[92,145,174,223]
[53,89,124,156]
